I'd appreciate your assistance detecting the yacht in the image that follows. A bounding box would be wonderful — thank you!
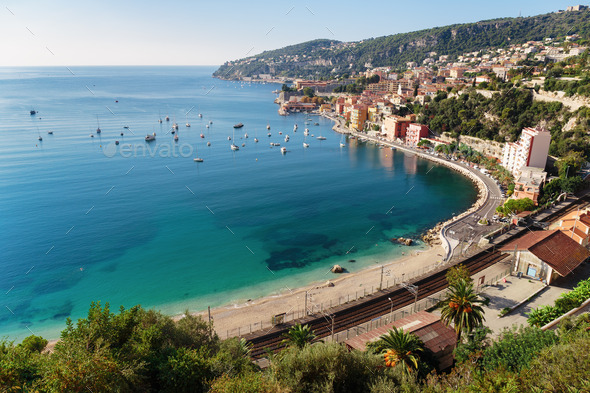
[145,133,156,141]
[194,157,203,162]
[280,147,287,154]
[316,136,326,140]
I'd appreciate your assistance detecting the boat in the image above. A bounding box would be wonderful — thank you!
[340,135,345,148]
[228,136,231,140]
[233,123,244,128]
[123,126,129,129]
[254,138,259,143]
[294,124,298,131]
[267,132,271,137]
[159,111,163,123]
[314,122,319,126]
[38,135,42,141]
[242,143,245,147]
[173,123,179,130]
[340,142,346,147]
[209,120,213,124]
[90,134,94,138]
[266,124,271,130]
[186,122,191,127]
[304,129,309,136]
[120,132,124,136]
[194,144,203,162]
[280,147,287,154]
[279,131,282,135]
[96,116,101,134]
[206,124,210,128]
[230,128,239,150]
[198,113,202,118]
[284,135,289,142]
[174,134,179,141]
[30,109,36,115]
[200,133,205,138]
[231,144,239,151]
[165,115,170,122]
[47,131,53,135]
[115,140,119,145]
[171,129,175,134]
[244,133,248,138]
[303,142,309,148]
[145,132,156,141]
[207,141,211,146]
[317,136,326,140]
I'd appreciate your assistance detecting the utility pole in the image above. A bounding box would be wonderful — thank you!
[388,297,394,322]
[400,282,419,313]
[379,265,384,290]
[304,290,308,316]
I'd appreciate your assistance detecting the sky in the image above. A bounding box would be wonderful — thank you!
[0,0,584,66]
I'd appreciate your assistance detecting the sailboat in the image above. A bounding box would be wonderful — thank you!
[185,114,191,127]
[230,128,239,150]
[96,116,101,134]
[159,111,163,123]
[340,135,346,148]
[194,144,203,162]
[303,133,309,148]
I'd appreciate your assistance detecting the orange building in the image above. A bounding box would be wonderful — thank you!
[555,209,590,246]
[350,104,368,131]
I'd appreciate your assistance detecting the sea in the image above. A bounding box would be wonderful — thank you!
[0,66,477,341]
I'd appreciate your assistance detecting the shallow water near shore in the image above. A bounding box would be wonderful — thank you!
[0,66,477,340]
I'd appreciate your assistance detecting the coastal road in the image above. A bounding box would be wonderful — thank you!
[326,121,505,261]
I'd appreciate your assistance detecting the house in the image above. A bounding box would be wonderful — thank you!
[345,311,456,371]
[553,209,590,246]
[406,123,430,146]
[502,127,551,176]
[512,166,547,205]
[500,230,590,284]
[383,115,415,140]
[350,104,368,131]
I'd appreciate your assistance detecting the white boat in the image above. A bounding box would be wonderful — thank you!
[230,128,239,150]
[280,147,287,154]
[303,142,309,148]
[96,116,101,134]
[198,113,202,118]
[186,123,191,127]
[209,121,213,124]
[200,133,205,138]
[317,136,326,140]
[206,124,209,128]
[284,135,289,142]
[228,136,231,140]
[254,138,259,143]
[173,123,179,130]
[294,124,298,131]
[207,141,211,146]
[266,124,271,130]
[340,135,345,148]
[340,142,346,147]
[304,129,310,136]
[194,144,203,162]
[231,144,239,151]
[145,132,156,141]
[38,135,42,141]
[244,133,248,138]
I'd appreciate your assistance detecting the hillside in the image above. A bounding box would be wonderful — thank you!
[213,10,590,80]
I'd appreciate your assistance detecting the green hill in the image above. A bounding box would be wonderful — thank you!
[213,10,590,80]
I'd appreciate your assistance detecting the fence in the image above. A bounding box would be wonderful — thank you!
[218,260,512,340]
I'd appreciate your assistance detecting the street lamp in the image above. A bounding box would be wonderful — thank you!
[387,297,393,322]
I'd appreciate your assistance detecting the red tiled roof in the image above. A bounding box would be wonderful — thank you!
[345,311,456,354]
[501,230,590,277]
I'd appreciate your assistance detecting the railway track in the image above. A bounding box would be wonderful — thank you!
[245,247,509,359]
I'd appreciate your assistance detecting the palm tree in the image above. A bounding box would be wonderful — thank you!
[440,279,486,341]
[367,327,424,374]
[281,323,318,349]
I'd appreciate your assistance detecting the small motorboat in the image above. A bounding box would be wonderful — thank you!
[173,123,179,130]
[242,143,245,147]
[244,133,248,138]
[228,136,232,140]
[279,131,282,135]
[266,124,271,130]
[209,121,213,124]
[304,129,310,135]
[198,113,202,118]
[303,142,309,148]
[30,110,36,115]
[90,134,94,138]
[233,123,244,128]
[254,138,259,143]
[207,142,211,146]
[200,133,205,138]
[340,143,346,147]
[280,147,287,154]
[174,134,179,141]
[317,136,326,140]
[186,123,191,127]
[165,116,170,121]
[47,131,53,135]
[120,132,124,136]
[145,133,156,141]
[194,157,203,162]
[171,130,175,134]
[115,140,120,145]
[284,135,289,142]
[38,135,42,141]
[230,144,239,151]
[206,124,210,128]
[267,132,271,137]
[314,122,319,126]
[123,125,129,129]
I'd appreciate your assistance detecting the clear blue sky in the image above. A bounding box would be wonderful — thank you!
[0,0,582,66]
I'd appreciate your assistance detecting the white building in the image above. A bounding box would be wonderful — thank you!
[502,127,551,175]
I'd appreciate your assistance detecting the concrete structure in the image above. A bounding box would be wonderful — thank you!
[383,115,415,140]
[345,311,457,371]
[500,230,590,285]
[554,209,590,246]
[350,104,368,131]
[406,123,430,146]
[502,127,551,175]
[513,166,547,205]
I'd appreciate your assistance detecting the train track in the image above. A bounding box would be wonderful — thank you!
[245,247,509,359]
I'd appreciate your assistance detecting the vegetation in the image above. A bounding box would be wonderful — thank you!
[445,264,472,286]
[2,300,590,391]
[528,277,590,327]
[440,279,486,341]
[281,324,319,349]
[496,197,535,216]
[366,327,425,375]
[214,11,590,79]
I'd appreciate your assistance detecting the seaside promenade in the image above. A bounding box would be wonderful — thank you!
[323,112,505,261]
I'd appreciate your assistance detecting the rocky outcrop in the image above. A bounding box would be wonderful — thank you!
[390,237,413,246]
[422,223,444,246]
[331,265,344,273]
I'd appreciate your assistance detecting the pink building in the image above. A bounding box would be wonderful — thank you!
[406,123,429,146]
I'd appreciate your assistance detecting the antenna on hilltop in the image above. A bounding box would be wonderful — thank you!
[518,10,522,18]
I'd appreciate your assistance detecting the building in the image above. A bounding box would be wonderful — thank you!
[406,123,430,146]
[350,104,368,131]
[566,5,588,11]
[345,311,456,371]
[500,230,590,284]
[553,209,590,246]
[383,115,415,140]
[513,166,548,205]
[502,127,551,175]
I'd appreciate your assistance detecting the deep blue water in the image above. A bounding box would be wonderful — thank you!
[0,66,477,340]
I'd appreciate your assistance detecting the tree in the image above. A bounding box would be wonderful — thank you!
[446,264,472,286]
[366,327,424,374]
[303,87,315,98]
[281,324,318,349]
[556,150,586,178]
[440,279,486,342]
[19,335,48,353]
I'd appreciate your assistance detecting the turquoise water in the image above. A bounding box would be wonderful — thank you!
[0,66,477,340]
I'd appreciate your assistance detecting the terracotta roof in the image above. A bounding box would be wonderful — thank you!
[345,311,456,354]
[501,230,590,277]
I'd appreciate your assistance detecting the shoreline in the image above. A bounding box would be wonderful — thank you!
[45,114,486,349]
